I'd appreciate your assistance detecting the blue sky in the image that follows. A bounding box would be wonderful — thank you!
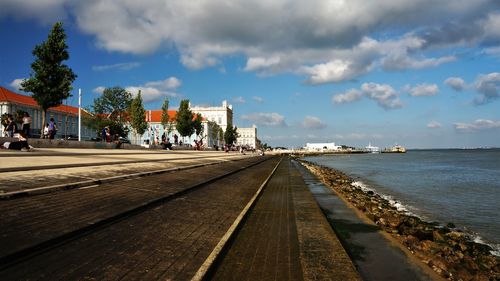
[0,0,499,148]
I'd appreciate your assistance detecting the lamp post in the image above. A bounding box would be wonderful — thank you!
[78,88,81,141]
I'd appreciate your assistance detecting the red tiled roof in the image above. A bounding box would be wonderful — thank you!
[145,110,177,122]
[145,110,205,123]
[0,86,79,115]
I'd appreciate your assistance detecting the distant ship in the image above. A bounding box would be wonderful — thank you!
[382,144,407,153]
[365,142,380,153]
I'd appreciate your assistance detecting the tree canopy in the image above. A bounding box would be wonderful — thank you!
[175,99,194,138]
[21,21,76,136]
[224,123,238,146]
[129,90,148,137]
[86,87,132,138]
[193,114,203,139]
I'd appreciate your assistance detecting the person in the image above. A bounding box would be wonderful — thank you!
[164,137,172,150]
[48,118,57,139]
[2,131,31,151]
[174,134,179,145]
[43,123,49,139]
[161,132,166,144]
[22,112,32,137]
[3,117,17,138]
[101,127,107,142]
[105,127,111,142]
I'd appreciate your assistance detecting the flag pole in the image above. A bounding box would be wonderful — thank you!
[78,88,81,141]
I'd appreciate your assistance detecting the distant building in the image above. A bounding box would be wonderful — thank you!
[0,86,93,139]
[128,109,222,147]
[236,125,257,148]
[190,100,233,132]
[304,142,341,151]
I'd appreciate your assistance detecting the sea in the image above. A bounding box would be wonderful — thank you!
[304,149,500,256]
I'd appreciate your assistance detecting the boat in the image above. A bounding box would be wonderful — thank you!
[382,144,407,153]
[365,142,380,153]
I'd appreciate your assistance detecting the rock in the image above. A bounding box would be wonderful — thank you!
[432,230,445,242]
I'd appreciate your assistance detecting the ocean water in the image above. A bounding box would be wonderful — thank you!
[304,149,500,254]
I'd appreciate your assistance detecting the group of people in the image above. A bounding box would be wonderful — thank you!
[2,112,32,138]
[1,112,33,151]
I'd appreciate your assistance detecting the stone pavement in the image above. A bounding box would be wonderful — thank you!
[210,158,361,281]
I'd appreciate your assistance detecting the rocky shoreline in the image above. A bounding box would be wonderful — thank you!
[300,160,499,281]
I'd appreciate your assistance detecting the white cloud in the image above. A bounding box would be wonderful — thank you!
[406,83,439,97]
[92,86,105,94]
[144,77,182,90]
[454,119,500,133]
[9,78,24,91]
[473,72,500,104]
[300,59,360,84]
[332,89,363,104]
[382,54,456,71]
[302,116,327,130]
[2,1,498,84]
[252,96,264,103]
[92,62,141,71]
[244,56,281,72]
[444,77,467,91]
[427,120,442,129]
[232,96,246,104]
[332,82,402,110]
[241,112,286,127]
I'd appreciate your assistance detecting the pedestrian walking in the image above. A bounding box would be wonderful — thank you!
[3,117,17,138]
[48,118,57,139]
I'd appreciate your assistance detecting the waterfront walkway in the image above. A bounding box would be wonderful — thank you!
[0,151,361,280]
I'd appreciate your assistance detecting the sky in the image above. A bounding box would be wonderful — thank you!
[0,0,499,149]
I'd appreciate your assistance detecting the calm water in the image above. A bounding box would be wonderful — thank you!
[304,149,500,254]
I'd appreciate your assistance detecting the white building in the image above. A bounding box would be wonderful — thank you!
[236,125,257,148]
[305,142,341,151]
[0,86,93,139]
[190,100,233,132]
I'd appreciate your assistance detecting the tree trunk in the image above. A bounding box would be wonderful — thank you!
[40,109,46,138]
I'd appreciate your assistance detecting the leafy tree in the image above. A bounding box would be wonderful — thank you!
[129,90,148,142]
[208,121,221,146]
[160,97,175,137]
[20,22,77,137]
[161,98,170,130]
[218,127,224,145]
[193,114,203,139]
[93,87,131,120]
[224,123,238,146]
[87,87,132,138]
[175,99,194,140]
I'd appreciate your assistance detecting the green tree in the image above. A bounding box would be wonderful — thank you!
[160,98,175,137]
[129,91,148,143]
[161,98,170,130]
[21,22,77,137]
[208,121,221,146]
[224,123,238,147]
[87,87,132,138]
[193,114,203,139]
[175,99,194,141]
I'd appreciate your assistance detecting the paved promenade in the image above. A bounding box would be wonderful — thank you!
[0,149,361,280]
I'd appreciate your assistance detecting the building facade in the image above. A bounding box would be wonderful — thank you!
[190,100,233,132]
[304,142,341,151]
[0,87,93,139]
[236,125,258,148]
[127,109,222,147]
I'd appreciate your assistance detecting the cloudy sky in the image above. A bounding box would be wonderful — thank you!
[1,0,499,148]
